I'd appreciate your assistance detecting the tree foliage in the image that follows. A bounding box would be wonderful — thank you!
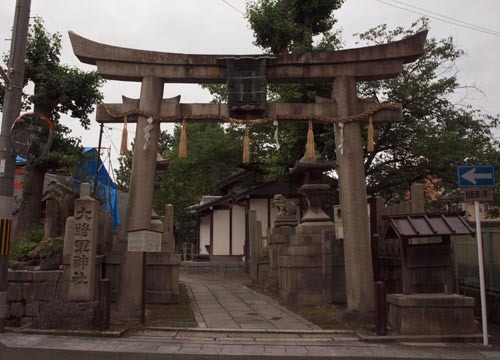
[23,17,104,126]
[355,19,500,208]
[242,0,342,187]
[116,122,245,245]
[1,17,104,232]
[244,3,500,211]
[246,0,344,53]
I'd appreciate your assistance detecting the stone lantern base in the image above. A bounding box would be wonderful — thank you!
[278,222,335,305]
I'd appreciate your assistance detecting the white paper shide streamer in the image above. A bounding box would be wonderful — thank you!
[143,116,154,151]
[337,122,344,156]
[273,119,280,150]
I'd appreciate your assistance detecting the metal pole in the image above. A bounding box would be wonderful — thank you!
[474,200,488,346]
[93,122,104,195]
[0,0,31,333]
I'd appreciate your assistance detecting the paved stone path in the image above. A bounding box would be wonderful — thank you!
[1,332,498,359]
[1,274,499,358]
[182,274,320,330]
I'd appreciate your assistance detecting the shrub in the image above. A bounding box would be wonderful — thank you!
[41,236,63,259]
[9,225,44,261]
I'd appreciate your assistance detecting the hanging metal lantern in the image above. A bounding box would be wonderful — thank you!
[223,56,271,119]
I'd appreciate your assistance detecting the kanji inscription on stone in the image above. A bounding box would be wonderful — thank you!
[127,230,162,252]
[68,185,99,302]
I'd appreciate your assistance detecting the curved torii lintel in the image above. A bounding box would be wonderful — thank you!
[69,30,427,83]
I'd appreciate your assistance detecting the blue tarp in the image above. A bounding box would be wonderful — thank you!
[16,147,121,229]
[73,147,121,229]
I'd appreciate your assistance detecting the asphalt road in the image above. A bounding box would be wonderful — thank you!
[0,345,455,360]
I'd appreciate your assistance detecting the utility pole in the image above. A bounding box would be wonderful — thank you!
[0,0,31,332]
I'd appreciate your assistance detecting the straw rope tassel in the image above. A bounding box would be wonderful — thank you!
[367,114,374,152]
[120,116,128,155]
[179,118,188,158]
[242,124,250,164]
[306,119,315,159]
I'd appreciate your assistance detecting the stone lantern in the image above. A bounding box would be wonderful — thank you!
[290,157,336,223]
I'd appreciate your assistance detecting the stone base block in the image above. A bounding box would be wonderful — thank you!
[387,293,477,335]
[295,222,334,234]
[146,254,181,304]
[33,299,99,330]
[278,255,322,305]
[290,234,324,246]
[269,226,295,239]
[147,253,181,265]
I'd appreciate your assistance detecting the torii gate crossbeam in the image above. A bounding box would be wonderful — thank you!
[69,30,427,318]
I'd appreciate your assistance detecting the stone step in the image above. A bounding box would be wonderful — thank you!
[129,328,360,345]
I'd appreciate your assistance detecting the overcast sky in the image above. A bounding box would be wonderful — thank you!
[1,0,499,176]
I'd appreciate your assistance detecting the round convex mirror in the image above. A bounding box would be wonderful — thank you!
[11,112,54,162]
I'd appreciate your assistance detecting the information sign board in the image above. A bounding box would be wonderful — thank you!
[127,230,162,252]
[457,165,495,188]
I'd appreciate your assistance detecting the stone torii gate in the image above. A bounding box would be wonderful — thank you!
[70,30,427,319]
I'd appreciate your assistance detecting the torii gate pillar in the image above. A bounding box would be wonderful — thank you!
[69,29,427,319]
[333,76,374,312]
[116,76,164,319]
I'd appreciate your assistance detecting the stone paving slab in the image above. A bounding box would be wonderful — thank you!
[1,332,499,359]
[183,274,319,331]
[132,328,358,345]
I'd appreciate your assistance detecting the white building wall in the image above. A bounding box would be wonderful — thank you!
[199,215,211,254]
[250,198,270,231]
[232,204,246,256]
[213,209,230,255]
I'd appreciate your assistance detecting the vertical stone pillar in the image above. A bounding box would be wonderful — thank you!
[116,76,164,320]
[322,230,333,304]
[333,76,374,312]
[164,204,174,254]
[68,183,99,302]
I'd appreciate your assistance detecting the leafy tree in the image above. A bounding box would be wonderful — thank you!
[241,0,343,191]
[355,19,500,208]
[0,17,104,234]
[116,122,244,246]
[246,0,344,53]
[244,3,500,211]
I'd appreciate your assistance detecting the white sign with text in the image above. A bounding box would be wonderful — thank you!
[127,230,162,252]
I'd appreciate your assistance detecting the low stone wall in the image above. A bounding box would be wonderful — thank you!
[6,270,63,327]
[103,252,181,304]
[181,261,245,275]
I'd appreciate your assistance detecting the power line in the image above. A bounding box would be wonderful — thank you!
[375,0,500,38]
[103,127,121,158]
[387,0,500,36]
[221,0,245,15]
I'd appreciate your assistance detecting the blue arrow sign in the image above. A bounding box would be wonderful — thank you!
[457,165,496,188]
